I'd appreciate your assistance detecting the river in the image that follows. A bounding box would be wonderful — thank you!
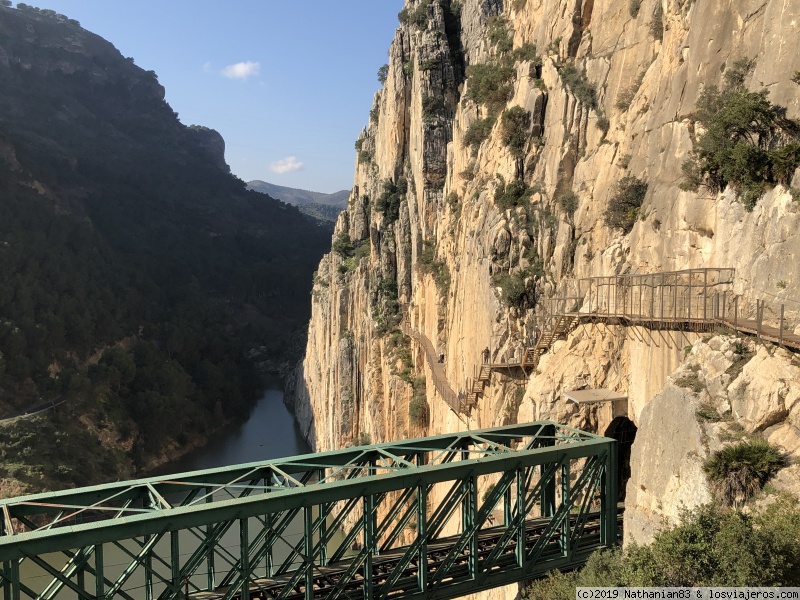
[157,386,310,474]
[20,387,318,598]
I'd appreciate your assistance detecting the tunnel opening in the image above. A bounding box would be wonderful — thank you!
[604,416,637,502]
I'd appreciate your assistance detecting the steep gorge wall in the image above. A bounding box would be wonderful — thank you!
[289,0,800,585]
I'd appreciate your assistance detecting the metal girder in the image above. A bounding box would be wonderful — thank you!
[0,421,617,600]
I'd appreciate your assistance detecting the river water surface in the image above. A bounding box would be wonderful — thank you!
[159,387,310,473]
[22,387,318,598]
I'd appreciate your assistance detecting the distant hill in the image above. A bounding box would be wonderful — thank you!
[247,181,349,226]
[247,181,350,207]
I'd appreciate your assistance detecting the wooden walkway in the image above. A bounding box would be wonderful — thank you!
[506,269,800,373]
[407,269,799,415]
[403,323,471,417]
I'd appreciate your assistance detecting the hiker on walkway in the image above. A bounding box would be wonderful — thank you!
[438,352,445,363]
[482,347,490,363]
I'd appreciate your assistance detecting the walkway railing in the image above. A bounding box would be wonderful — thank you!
[540,268,737,325]
[510,268,798,372]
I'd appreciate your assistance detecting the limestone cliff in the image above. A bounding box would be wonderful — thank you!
[289,0,800,588]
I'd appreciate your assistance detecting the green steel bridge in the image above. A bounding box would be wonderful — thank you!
[0,422,618,600]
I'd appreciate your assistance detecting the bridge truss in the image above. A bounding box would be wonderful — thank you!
[0,422,617,600]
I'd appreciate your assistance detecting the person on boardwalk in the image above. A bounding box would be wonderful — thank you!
[482,347,490,363]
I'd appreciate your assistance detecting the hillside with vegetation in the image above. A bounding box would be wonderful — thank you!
[0,3,330,493]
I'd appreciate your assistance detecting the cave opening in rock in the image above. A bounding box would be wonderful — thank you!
[604,416,637,502]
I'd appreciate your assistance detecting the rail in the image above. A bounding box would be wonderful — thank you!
[0,422,619,600]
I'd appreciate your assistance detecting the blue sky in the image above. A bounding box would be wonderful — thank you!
[26,1,404,193]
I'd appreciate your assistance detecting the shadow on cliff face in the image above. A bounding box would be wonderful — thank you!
[605,417,638,502]
[284,359,318,450]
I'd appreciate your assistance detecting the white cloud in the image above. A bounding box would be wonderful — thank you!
[270,156,304,174]
[221,61,261,80]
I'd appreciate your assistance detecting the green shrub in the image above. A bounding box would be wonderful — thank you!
[724,58,753,89]
[488,16,513,54]
[696,402,723,422]
[770,141,800,184]
[596,114,610,135]
[446,191,460,211]
[375,178,408,223]
[674,369,704,393]
[332,232,354,258]
[465,63,515,113]
[629,0,642,17]
[398,0,431,29]
[792,71,800,85]
[372,278,402,336]
[501,106,531,159]
[604,175,647,232]
[494,179,532,210]
[418,239,451,295]
[650,1,663,40]
[559,63,597,109]
[547,36,563,55]
[403,58,414,79]
[493,270,531,308]
[418,238,436,267]
[358,147,374,164]
[409,378,429,426]
[422,94,445,123]
[681,61,800,209]
[377,64,389,84]
[419,57,441,71]
[463,116,496,154]
[704,439,787,507]
[523,498,800,593]
[354,240,370,261]
[513,43,539,63]
[616,71,646,111]
[557,190,579,215]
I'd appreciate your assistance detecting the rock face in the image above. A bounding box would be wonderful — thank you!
[291,0,800,591]
[187,126,229,172]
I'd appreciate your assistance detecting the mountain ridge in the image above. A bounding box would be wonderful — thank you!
[0,2,330,493]
[247,180,349,226]
[247,180,350,207]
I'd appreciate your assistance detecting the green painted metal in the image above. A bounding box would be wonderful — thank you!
[0,421,617,599]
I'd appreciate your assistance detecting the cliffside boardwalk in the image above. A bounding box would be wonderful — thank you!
[509,268,799,370]
[402,321,471,416]
[0,423,618,600]
[460,269,799,407]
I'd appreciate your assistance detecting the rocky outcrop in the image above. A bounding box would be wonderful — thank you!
[187,126,229,172]
[292,0,800,585]
[625,335,800,544]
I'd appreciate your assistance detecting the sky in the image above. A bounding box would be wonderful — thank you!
[24,1,405,193]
